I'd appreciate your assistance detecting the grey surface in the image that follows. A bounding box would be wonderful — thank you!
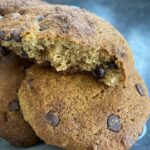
[0,140,62,150]
[1,0,150,149]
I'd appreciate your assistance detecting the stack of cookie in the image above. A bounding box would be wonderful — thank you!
[0,0,150,150]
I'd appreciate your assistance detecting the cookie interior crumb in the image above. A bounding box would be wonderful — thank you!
[0,5,131,87]
[1,28,123,87]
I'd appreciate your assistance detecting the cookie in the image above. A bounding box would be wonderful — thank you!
[0,0,47,15]
[19,65,150,150]
[0,4,134,87]
[0,53,39,147]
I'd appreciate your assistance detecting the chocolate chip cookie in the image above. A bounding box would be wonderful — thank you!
[0,4,134,86]
[0,53,39,147]
[19,64,150,150]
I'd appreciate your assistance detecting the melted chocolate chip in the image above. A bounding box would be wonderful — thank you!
[45,111,60,127]
[9,100,20,111]
[135,84,145,96]
[107,115,121,132]
[10,30,22,42]
[94,65,105,79]
[0,31,5,40]
[0,46,10,56]
[107,60,118,69]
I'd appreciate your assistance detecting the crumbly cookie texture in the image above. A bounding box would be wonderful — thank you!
[0,53,39,147]
[0,4,134,87]
[19,65,150,150]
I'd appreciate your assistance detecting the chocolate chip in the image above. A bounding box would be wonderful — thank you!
[45,111,60,127]
[10,30,22,42]
[93,65,105,79]
[20,49,28,59]
[36,15,44,21]
[107,60,118,69]
[28,79,34,89]
[135,84,145,96]
[107,115,121,132]
[9,100,20,111]
[0,46,10,56]
[0,31,5,40]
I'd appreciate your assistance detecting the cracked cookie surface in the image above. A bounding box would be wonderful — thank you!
[19,64,150,150]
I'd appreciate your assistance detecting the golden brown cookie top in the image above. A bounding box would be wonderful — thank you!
[19,64,150,150]
[0,4,134,87]
[0,0,47,15]
[0,53,38,147]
